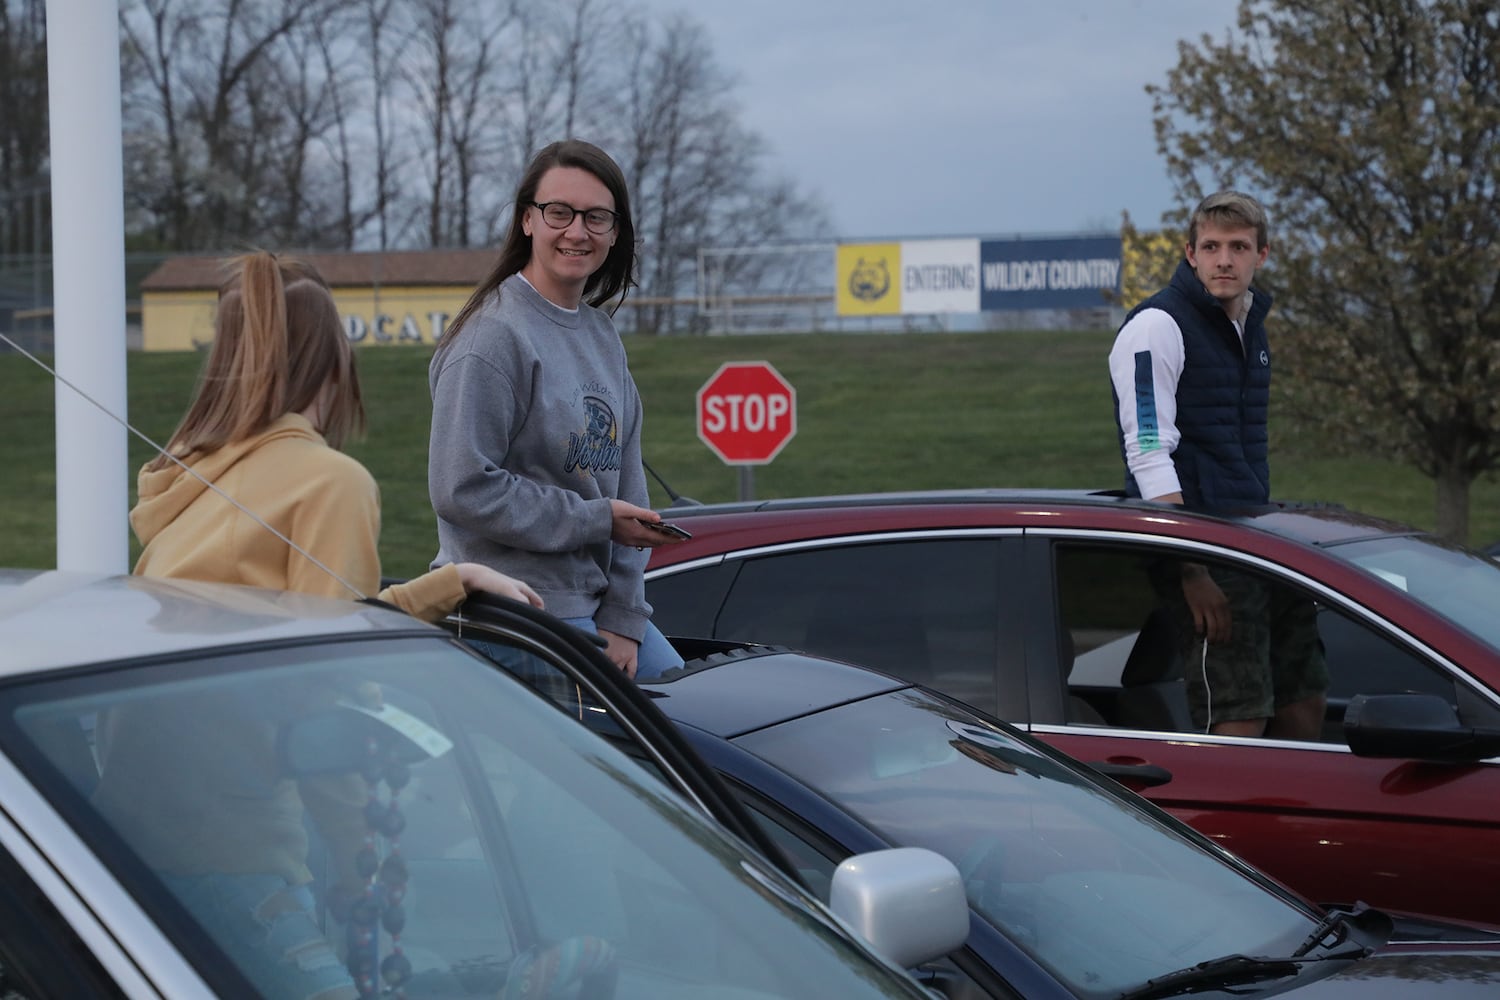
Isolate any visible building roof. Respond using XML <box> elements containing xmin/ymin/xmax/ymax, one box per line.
<box><xmin>140</xmin><ymin>249</ymin><xmax>498</xmax><ymax>292</ymax></box>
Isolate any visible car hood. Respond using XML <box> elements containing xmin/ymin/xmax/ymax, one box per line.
<box><xmin>1289</xmin><ymin>947</ymin><xmax>1500</xmax><ymax>997</ymax></box>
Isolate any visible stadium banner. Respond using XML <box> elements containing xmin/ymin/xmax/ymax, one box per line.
<box><xmin>837</xmin><ymin>235</ymin><xmax>1120</xmax><ymax>315</ymax></box>
<box><xmin>979</xmin><ymin>235</ymin><xmax>1121</xmax><ymax>311</ymax></box>
<box><xmin>836</xmin><ymin>239</ymin><xmax>980</xmax><ymax>316</ymax></box>
<box><xmin>900</xmin><ymin>239</ymin><xmax>981</xmax><ymax>314</ymax></box>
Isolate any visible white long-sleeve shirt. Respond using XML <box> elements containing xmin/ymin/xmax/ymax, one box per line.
<box><xmin>1109</xmin><ymin>301</ymin><xmax>1248</xmax><ymax>500</ymax></box>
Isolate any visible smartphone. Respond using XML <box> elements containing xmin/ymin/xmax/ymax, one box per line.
<box><xmin>639</xmin><ymin>518</ymin><xmax>692</xmax><ymax>540</ymax></box>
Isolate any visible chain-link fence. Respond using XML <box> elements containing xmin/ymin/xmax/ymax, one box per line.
<box><xmin>0</xmin><ymin>252</ymin><xmax>166</xmax><ymax>354</ymax></box>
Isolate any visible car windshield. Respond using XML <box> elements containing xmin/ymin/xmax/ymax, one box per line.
<box><xmin>735</xmin><ymin>690</ymin><xmax>1322</xmax><ymax>998</ymax></box>
<box><xmin>1324</xmin><ymin>533</ymin><xmax>1500</xmax><ymax>650</ymax></box>
<box><xmin>0</xmin><ymin>634</ymin><xmax>922</xmax><ymax>1000</ymax></box>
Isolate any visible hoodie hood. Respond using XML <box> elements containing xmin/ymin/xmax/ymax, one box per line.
<box><xmin>130</xmin><ymin>413</ymin><xmax>325</xmax><ymax>547</ymax></box>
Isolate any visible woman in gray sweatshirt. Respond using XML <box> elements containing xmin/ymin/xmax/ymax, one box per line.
<box><xmin>427</xmin><ymin>139</ymin><xmax>686</xmax><ymax>679</ymax></box>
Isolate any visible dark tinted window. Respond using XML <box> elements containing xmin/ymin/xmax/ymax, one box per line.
<box><xmin>645</xmin><ymin>561</ymin><xmax>739</xmax><ymax>637</ymax></box>
<box><xmin>712</xmin><ymin>540</ymin><xmax>1002</xmax><ymax>711</ymax></box>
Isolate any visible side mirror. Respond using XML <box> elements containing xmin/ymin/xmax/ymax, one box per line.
<box><xmin>828</xmin><ymin>847</ymin><xmax>969</xmax><ymax>969</ymax></box>
<box><xmin>1344</xmin><ymin>693</ymin><xmax>1500</xmax><ymax>762</ymax></box>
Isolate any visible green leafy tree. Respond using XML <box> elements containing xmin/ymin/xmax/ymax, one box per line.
<box><xmin>1150</xmin><ymin>0</ymin><xmax>1500</xmax><ymax>542</ymax></box>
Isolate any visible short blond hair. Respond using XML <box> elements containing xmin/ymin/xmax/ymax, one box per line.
<box><xmin>1189</xmin><ymin>191</ymin><xmax>1269</xmax><ymax>251</ymax></box>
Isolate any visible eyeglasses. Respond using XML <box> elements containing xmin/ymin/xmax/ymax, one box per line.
<box><xmin>530</xmin><ymin>201</ymin><xmax>619</xmax><ymax>235</ymax></box>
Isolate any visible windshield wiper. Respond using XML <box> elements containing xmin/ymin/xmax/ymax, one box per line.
<box><xmin>1292</xmin><ymin>902</ymin><xmax>1386</xmax><ymax>958</ymax></box>
<box><xmin>1117</xmin><ymin>954</ymin><xmax>1305</xmax><ymax>1000</ymax></box>
<box><xmin>1292</xmin><ymin>908</ymin><xmax>1352</xmax><ymax>958</ymax></box>
<box><xmin>1120</xmin><ymin>906</ymin><xmax>1389</xmax><ymax>1000</ymax></box>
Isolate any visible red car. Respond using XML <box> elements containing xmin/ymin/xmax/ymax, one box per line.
<box><xmin>644</xmin><ymin>490</ymin><xmax>1500</xmax><ymax>925</ymax></box>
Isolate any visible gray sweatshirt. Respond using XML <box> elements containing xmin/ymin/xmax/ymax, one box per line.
<box><xmin>427</xmin><ymin>274</ymin><xmax>652</xmax><ymax>640</ymax></box>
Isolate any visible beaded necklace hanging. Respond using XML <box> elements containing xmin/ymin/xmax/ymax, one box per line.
<box><xmin>335</xmin><ymin>730</ymin><xmax>413</xmax><ymax>998</ymax></box>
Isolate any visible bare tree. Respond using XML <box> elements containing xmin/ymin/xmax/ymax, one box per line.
<box><xmin>119</xmin><ymin>0</ymin><xmax>197</xmax><ymax>245</ymax></box>
<box><xmin>613</xmin><ymin>13</ymin><xmax>827</xmax><ymax>332</ymax></box>
<box><xmin>0</xmin><ymin>0</ymin><xmax>48</xmax><ymax>260</ymax></box>
<box><xmin>405</xmin><ymin>0</ymin><xmax>513</xmax><ymax>247</ymax></box>
<box><xmin>311</xmin><ymin>11</ymin><xmax>366</xmax><ymax>250</ymax></box>
<box><xmin>357</xmin><ymin>0</ymin><xmax>405</xmax><ymax>249</ymax></box>
<box><xmin>0</xmin><ymin>0</ymin><xmax>48</xmax><ymax>189</ymax></box>
<box><xmin>265</xmin><ymin>26</ymin><xmax>345</xmax><ymax>246</ymax></box>
<box><xmin>120</xmin><ymin>0</ymin><xmax>350</xmax><ymax>247</ymax></box>
<box><xmin>443</xmin><ymin>23</ymin><xmax>504</xmax><ymax>247</ymax></box>
<box><xmin>109</xmin><ymin>0</ymin><xmax>833</xmax><ymax>330</ymax></box>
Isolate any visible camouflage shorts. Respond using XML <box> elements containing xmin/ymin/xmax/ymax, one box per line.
<box><xmin>1158</xmin><ymin>566</ymin><xmax>1329</xmax><ymax>730</ymax></box>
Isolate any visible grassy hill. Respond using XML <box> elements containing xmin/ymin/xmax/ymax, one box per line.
<box><xmin>3</xmin><ymin>330</ymin><xmax>1497</xmax><ymax>579</ymax></box>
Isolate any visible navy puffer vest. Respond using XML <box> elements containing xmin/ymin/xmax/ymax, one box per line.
<box><xmin>1119</xmin><ymin>259</ymin><xmax>1272</xmax><ymax>508</ymax></box>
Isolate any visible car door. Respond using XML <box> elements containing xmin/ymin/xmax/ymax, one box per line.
<box><xmin>1025</xmin><ymin>531</ymin><xmax>1500</xmax><ymax>925</ymax></box>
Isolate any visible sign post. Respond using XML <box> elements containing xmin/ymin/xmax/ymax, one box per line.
<box><xmin>696</xmin><ymin>361</ymin><xmax>797</xmax><ymax>501</ymax></box>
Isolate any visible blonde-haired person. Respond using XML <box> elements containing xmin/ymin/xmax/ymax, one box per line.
<box><xmin>132</xmin><ymin>251</ymin><xmax>539</xmax><ymax>614</ymax></box>
<box><xmin>428</xmin><ymin>139</ymin><xmax>685</xmax><ymax>680</ymax></box>
<box><xmin>93</xmin><ymin>250</ymin><xmax>540</xmax><ymax>1000</ymax></box>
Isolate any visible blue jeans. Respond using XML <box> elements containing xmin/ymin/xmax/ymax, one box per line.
<box><xmin>160</xmin><ymin>872</ymin><xmax>355</xmax><ymax>1000</ymax></box>
<box><xmin>562</xmin><ymin>618</ymin><xmax>683</xmax><ymax>680</ymax></box>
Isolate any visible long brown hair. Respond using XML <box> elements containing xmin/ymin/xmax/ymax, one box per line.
<box><xmin>148</xmin><ymin>251</ymin><xmax>365</xmax><ymax>470</ymax></box>
<box><xmin>438</xmin><ymin>139</ymin><xmax>637</xmax><ymax>350</ymax></box>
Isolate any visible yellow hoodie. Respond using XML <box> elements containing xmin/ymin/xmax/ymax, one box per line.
<box><xmin>131</xmin><ymin>412</ymin><xmax>462</xmax><ymax>618</ymax></box>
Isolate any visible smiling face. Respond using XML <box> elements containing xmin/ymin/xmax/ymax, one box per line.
<box><xmin>1185</xmin><ymin>221</ymin><xmax>1269</xmax><ymax>317</ymax></box>
<box><xmin>520</xmin><ymin>166</ymin><xmax>618</xmax><ymax>309</ymax></box>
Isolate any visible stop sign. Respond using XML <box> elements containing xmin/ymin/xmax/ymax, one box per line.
<box><xmin>696</xmin><ymin>361</ymin><xmax>797</xmax><ymax>465</ymax></box>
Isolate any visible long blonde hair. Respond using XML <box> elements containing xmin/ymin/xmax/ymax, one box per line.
<box><xmin>149</xmin><ymin>251</ymin><xmax>364</xmax><ymax>470</ymax></box>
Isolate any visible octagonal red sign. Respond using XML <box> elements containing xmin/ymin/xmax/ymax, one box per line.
<box><xmin>696</xmin><ymin>361</ymin><xmax>797</xmax><ymax>465</ymax></box>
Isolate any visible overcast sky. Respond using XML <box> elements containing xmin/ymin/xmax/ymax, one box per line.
<box><xmin>630</xmin><ymin>0</ymin><xmax>1244</xmax><ymax>241</ymax></box>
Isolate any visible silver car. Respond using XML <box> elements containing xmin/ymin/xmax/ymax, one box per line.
<box><xmin>0</xmin><ymin>569</ymin><xmax>960</xmax><ymax>999</ymax></box>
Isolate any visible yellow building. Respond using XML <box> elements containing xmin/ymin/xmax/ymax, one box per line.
<box><xmin>139</xmin><ymin>249</ymin><xmax>498</xmax><ymax>352</ymax></box>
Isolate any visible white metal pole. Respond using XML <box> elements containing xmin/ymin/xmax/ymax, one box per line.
<box><xmin>47</xmin><ymin>0</ymin><xmax>129</xmax><ymax>572</ymax></box>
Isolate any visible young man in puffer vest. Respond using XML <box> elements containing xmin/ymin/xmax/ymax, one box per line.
<box><xmin>1110</xmin><ymin>191</ymin><xmax>1327</xmax><ymax>740</ymax></box>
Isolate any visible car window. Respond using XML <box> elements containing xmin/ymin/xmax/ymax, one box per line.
<box><xmin>644</xmin><ymin>560</ymin><xmax>739</xmax><ymax>638</ymax></box>
<box><xmin>1054</xmin><ymin>542</ymin><xmax>1489</xmax><ymax>740</ymax></box>
<box><xmin>705</xmin><ymin>540</ymin><xmax>1004</xmax><ymax>713</ymax></box>
<box><xmin>1328</xmin><ymin>533</ymin><xmax>1500</xmax><ymax>650</ymax></box>
<box><xmin>0</xmin><ymin>635</ymin><xmax>925</xmax><ymax>1000</ymax></box>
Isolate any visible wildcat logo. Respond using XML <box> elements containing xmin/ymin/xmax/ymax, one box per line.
<box><xmin>565</xmin><ymin>395</ymin><xmax>622</xmax><ymax>475</ymax></box>
<box><xmin>848</xmin><ymin>257</ymin><xmax>891</xmax><ymax>302</ymax></box>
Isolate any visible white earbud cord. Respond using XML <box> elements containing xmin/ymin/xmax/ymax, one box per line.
<box><xmin>1201</xmin><ymin>634</ymin><xmax>1212</xmax><ymax>734</ymax></box>
<box><xmin>2</xmin><ymin>332</ymin><xmax>368</xmax><ymax>601</ymax></box>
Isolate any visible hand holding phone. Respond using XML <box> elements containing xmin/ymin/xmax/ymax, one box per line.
<box><xmin>637</xmin><ymin>518</ymin><xmax>692</xmax><ymax>540</ymax></box>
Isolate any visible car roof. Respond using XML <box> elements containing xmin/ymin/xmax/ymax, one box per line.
<box><xmin>0</xmin><ymin>569</ymin><xmax>428</xmax><ymax>677</ymax></box>
<box><xmin>659</xmin><ymin>489</ymin><xmax>1430</xmax><ymax>548</ymax></box>
<box><xmin>642</xmin><ymin>645</ymin><xmax>908</xmax><ymax>737</ymax></box>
